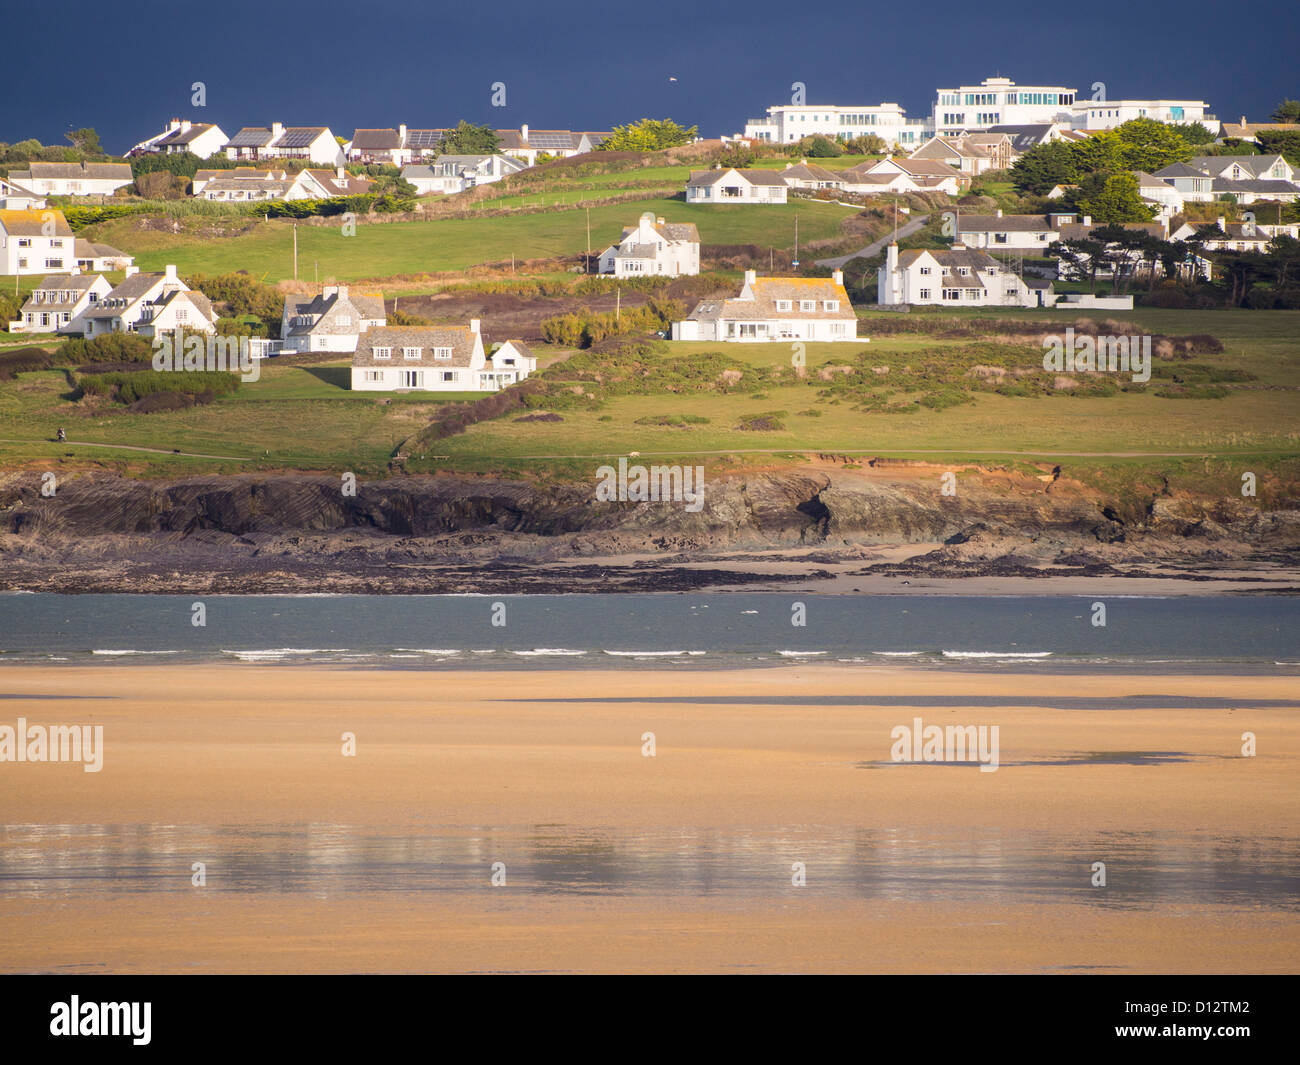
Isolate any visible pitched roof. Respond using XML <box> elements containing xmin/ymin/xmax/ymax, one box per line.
<box><xmin>687</xmin><ymin>167</ymin><xmax>787</xmax><ymax>187</ymax></box>
<box><xmin>154</xmin><ymin>288</ymin><xmax>216</xmax><ymax>321</ymax></box>
<box><xmin>26</xmin><ymin>274</ymin><xmax>102</xmax><ymax>293</ymax></box>
<box><xmin>228</xmin><ymin>127</ymin><xmax>277</xmax><ymax>148</ymax></box>
<box><xmin>83</xmin><ymin>272</ymin><xmax>173</xmax><ymax>316</ymax></box>
<box><xmin>351</xmin><ymin>128</ymin><xmax>404</xmax><ymax>150</ymax></box>
<box><xmin>284</xmin><ymin>289</ymin><xmax>385</xmax><ymax>335</ymax></box>
<box><xmin>353</xmin><ymin>325</ymin><xmax>480</xmax><ymax>367</ymax></box>
<box><xmin>1153</xmin><ymin>162</ymin><xmax>1209</xmax><ymax>178</ymax></box>
<box><xmin>957</xmin><ymin>214</ymin><xmax>1055</xmax><ymax>232</ymax></box>
<box><xmin>1057</xmin><ymin>222</ymin><xmax>1165</xmax><ymax>240</ymax></box>
<box><xmin>985</xmin><ymin>124</ymin><xmax>1058</xmax><ymax>152</ymax></box>
<box><xmin>22</xmin><ymin>162</ymin><xmax>132</xmax><ymax>181</ymax></box>
<box><xmin>782</xmin><ymin>163</ymin><xmax>844</xmax><ymax>182</ymax></box>
<box><xmin>155</xmin><ymin>122</ymin><xmax>220</xmax><ymax>145</ymax></box>
<box><xmin>1220</xmin><ymin>121</ymin><xmax>1300</xmax><ymax>139</ymax></box>
<box><xmin>305</xmin><ymin>169</ymin><xmax>372</xmax><ymax>196</ymax></box>
<box><xmin>74</xmin><ymin>237</ymin><xmax>130</xmax><ymax>259</ymax></box>
<box><xmin>275</xmin><ymin>127</ymin><xmax>330</xmax><ymax>148</ymax></box>
<box><xmin>685</xmin><ymin>276</ymin><xmax>855</xmax><ymax>322</ymax></box>
<box><xmin>897</xmin><ymin>247</ymin><xmax>1004</xmax><ymax>272</ymax></box>
<box><xmin>0</xmin><ymin>208</ymin><xmax>73</xmax><ymax>237</ymax></box>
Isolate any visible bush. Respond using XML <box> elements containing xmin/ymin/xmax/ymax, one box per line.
<box><xmin>78</xmin><ymin>369</ymin><xmax>240</xmax><ymax>404</ymax></box>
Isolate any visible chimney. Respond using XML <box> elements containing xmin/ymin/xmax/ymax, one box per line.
<box><xmin>399</xmin><ymin>124</ymin><xmax>407</xmax><ymax>142</ymax></box>
<box><xmin>832</xmin><ymin>268</ymin><xmax>844</xmax><ymax>286</ymax></box>
<box><xmin>180</xmin><ymin>120</ymin><xmax>192</xmax><ymax>133</ymax></box>
<box><xmin>1240</xmin><ymin>115</ymin><xmax>1246</xmax><ymax>126</ymax></box>
<box><xmin>743</xmin><ymin>269</ymin><xmax>757</xmax><ymax>287</ymax></box>
<box><xmin>164</xmin><ymin>264</ymin><xmax>178</xmax><ymax>281</ymax></box>
<box><xmin>1082</xmin><ymin>215</ymin><xmax>1092</xmax><ymax>226</ymax></box>
<box><xmin>337</xmin><ymin>166</ymin><xmax>345</xmax><ymax>182</ymax></box>
<box><xmin>656</xmin><ymin>217</ymin><xmax>664</xmax><ymax>225</ymax></box>
<box><xmin>469</xmin><ymin>318</ymin><xmax>481</xmax><ymax>333</ymax></box>
<box><xmin>336</xmin><ymin>285</ymin><xmax>348</xmax><ymax>300</ymax></box>
<box><xmin>520</xmin><ymin>124</ymin><xmax>529</xmax><ymax>142</ymax></box>
<box><xmin>996</xmin><ymin>208</ymin><xmax>1003</xmax><ymax>218</ymax></box>
<box><xmin>169</xmin><ymin>118</ymin><xmax>181</xmax><ymax>131</ymax></box>
<box><xmin>271</xmin><ymin>122</ymin><xmax>284</xmax><ymax>139</ymax></box>
<box><xmin>125</xmin><ymin>265</ymin><xmax>139</xmax><ymax>278</ymax></box>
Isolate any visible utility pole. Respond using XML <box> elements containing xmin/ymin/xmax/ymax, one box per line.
<box><xmin>792</xmin><ymin>214</ymin><xmax>799</xmax><ymax>269</ymax></box>
<box><xmin>293</xmin><ymin>223</ymin><xmax>298</xmax><ymax>281</ymax></box>
<box><xmin>586</xmin><ymin>207</ymin><xmax>590</xmax><ymax>273</ymax></box>
<box><xmin>616</xmin><ymin>286</ymin><xmax>620</xmax><ymax>323</ymax></box>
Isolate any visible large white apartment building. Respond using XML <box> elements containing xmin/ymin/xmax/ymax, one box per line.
<box><xmin>739</xmin><ymin>76</ymin><xmax>1212</xmax><ymax>145</ymax></box>
<box><xmin>743</xmin><ymin>104</ymin><xmax>927</xmax><ymax>148</ymax></box>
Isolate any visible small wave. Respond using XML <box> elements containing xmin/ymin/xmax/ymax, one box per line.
<box><xmin>741</xmin><ymin>610</ymin><xmax>758</xmax><ymax>615</ymax></box>
<box><xmin>220</xmin><ymin>648</ymin><xmax>349</xmax><ymax>661</ymax></box>
<box><xmin>942</xmin><ymin>650</ymin><xmax>1052</xmax><ymax>659</ymax></box>
<box><xmin>602</xmin><ymin>650</ymin><xmax>702</xmax><ymax>657</ymax></box>
<box><xmin>92</xmin><ymin>649</ymin><xmax>179</xmax><ymax>656</ymax></box>
<box><xmin>512</xmin><ymin>648</ymin><xmax>588</xmax><ymax>657</ymax></box>
<box><xmin>873</xmin><ymin>651</ymin><xmax>926</xmax><ymax>657</ymax></box>
<box><xmin>395</xmin><ymin>648</ymin><xmax>463</xmax><ymax>656</ymax></box>
<box><xmin>777</xmin><ymin>650</ymin><xmax>827</xmax><ymax>657</ymax></box>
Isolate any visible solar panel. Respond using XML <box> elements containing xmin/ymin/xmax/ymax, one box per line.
<box><xmin>276</xmin><ymin>128</ymin><xmax>324</xmax><ymax>148</ymax></box>
<box><xmin>229</xmin><ymin>128</ymin><xmax>273</xmax><ymax>147</ymax></box>
<box><xmin>406</xmin><ymin>129</ymin><xmax>446</xmax><ymax>148</ymax></box>
<box><xmin>526</xmin><ymin>132</ymin><xmax>577</xmax><ymax>149</ymax></box>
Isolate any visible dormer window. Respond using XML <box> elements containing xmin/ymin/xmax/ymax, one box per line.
<box><xmin>957</xmin><ymin>267</ymin><xmax>970</xmax><ymax>276</ymax></box>
<box><xmin>402</xmin><ymin>347</ymin><xmax>421</xmax><ymax>359</ymax></box>
<box><xmin>775</xmin><ymin>299</ymin><xmax>792</xmax><ymax>311</ymax></box>
<box><xmin>799</xmin><ymin>300</ymin><xmax>815</xmax><ymax>311</ymax></box>
<box><xmin>373</xmin><ymin>347</ymin><xmax>392</xmax><ymax>359</ymax></box>
<box><xmin>823</xmin><ymin>300</ymin><xmax>838</xmax><ymax>311</ymax></box>
<box><xmin>433</xmin><ymin>347</ymin><xmax>452</xmax><ymax>359</ymax></box>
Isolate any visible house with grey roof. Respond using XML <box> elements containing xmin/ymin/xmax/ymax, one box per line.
<box><xmin>130</xmin><ymin>118</ymin><xmax>229</xmax><ymax>158</ymax></box>
<box><xmin>686</xmin><ymin>167</ymin><xmax>789</xmax><ymax>204</ymax></box>
<box><xmin>8</xmin><ymin>274</ymin><xmax>113</xmax><ymax>334</ymax></box>
<box><xmin>351</xmin><ymin>320</ymin><xmax>533</xmax><ymax>392</ymax></box>
<box><xmin>224</xmin><ymin>123</ymin><xmax>344</xmax><ymax>166</ymax></box>
<box><xmin>779</xmin><ymin>162</ymin><xmax>846</xmax><ymax>190</ymax></box>
<box><xmin>77</xmin><ymin>264</ymin><xmax>213</xmax><ymax>337</ymax></box>
<box><xmin>280</xmin><ymin>285</ymin><xmax>387</xmax><ymax>354</ymax></box>
<box><xmin>196</xmin><ymin>167</ymin><xmax>335</xmax><ymax>202</ymax></box>
<box><xmin>598</xmin><ymin>211</ymin><xmax>700</xmax><ymax>278</ymax></box>
<box><xmin>984</xmin><ymin>123</ymin><xmax>1064</xmax><ymax>157</ymax></box>
<box><xmin>496</xmin><ymin>126</ymin><xmax>609</xmax><ymax>165</ymax></box>
<box><xmin>878</xmin><ymin>243</ymin><xmax>1045</xmax><ymax>307</ymax></box>
<box><xmin>1153</xmin><ymin>162</ymin><xmax>1215</xmax><ymax>202</ymax></box>
<box><xmin>74</xmin><ymin>238</ymin><xmax>134</xmax><ymax>273</ymax></box>
<box><xmin>673</xmin><ymin>270</ymin><xmax>857</xmax><ymax>341</ymax></box>
<box><xmin>0</xmin><ymin>175</ymin><xmax>45</xmax><ymax>210</ymax></box>
<box><xmin>402</xmin><ymin>155</ymin><xmax>526</xmax><ymax>195</ymax></box>
<box><xmin>7</xmin><ymin>162</ymin><xmax>133</xmax><ymax>198</ymax></box>
<box><xmin>956</xmin><ymin>210</ymin><xmax>1064</xmax><ymax>251</ymax></box>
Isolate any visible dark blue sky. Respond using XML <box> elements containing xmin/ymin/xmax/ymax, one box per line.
<box><xmin>8</xmin><ymin>0</ymin><xmax>1298</xmax><ymax>153</ymax></box>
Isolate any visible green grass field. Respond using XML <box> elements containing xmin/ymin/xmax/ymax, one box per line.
<box><xmin>89</xmin><ymin>198</ymin><xmax>860</xmax><ymax>284</ymax></box>
<box><xmin>2</xmin><ymin>308</ymin><xmax>1296</xmax><ymax>489</ymax></box>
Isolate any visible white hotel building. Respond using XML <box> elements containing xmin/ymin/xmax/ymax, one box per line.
<box><xmin>740</xmin><ymin>77</ymin><xmax>1211</xmax><ymax>145</ymax></box>
<box><xmin>743</xmin><ymin>104</ymin><xmax>928</xmax><ymax>148</ymax></box>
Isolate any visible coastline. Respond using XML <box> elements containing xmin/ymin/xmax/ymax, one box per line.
<box><xmin>2</xmin><ymin>663</ymin><xmax>1297</xmax><ymax>973</ymax></box>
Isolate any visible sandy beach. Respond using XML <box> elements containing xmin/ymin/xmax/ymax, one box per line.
<box><xmin>1</xmin><ymin>663</ymin><xmax>1297</xmax><ymax>973</ymax></box>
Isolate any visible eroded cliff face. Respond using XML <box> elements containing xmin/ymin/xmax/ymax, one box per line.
<box><xmin>0</xmin><ymin>466</ymin><xmax>1295</xmax><ymax>593</ymax></box>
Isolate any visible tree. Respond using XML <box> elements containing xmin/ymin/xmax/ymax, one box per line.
<box><xmin>1075</xmin><ymin>173</ymin><xmax>1157</xmax><ymax>224</ymax></box>
<box><xmin>1256</xmin><ymin>130</ymin><xmax>1300</xmax><ymax>167</ymax></box>
<box><xmin>1052</xmin><ymin>237</ymin><xmax>1106</xmax><ymax>292</ymax></box>
<box><xmin>1010</xmin><ymin>140</ymin><xmax>1079</xmax><ymax>195</ymax></box>
<box><xmin>716</xmin><ymin>142</ymin><xmax>756</xmax><ymax>169</ymax></box>
<box><xmin>792</xmin><ymin>135</ymin><xmax>842</xmax><ymax>158</ymax></box>
<box><xmin>598</xmin><ymin>118</ymin><xmax>697</xmax><ymax>152</ymax></box>
<box><xmin>63</xmin><ymin>128</ymin><xmax>103</xmax><ymax>155</ymax></box>
<box><xmin>843</xmin><ymin>134</ymin><xmax>886</xmax><ymax>155</ymax></box>
<box><xmin>1178</xmin><ymin>122</ymin><xmax>1216</xmax><ymax>146</ymax></box>
<box><xmin>435</xmin><ymin>121</ymin><xmax>501</xmax><ymax>157</ymax></box>
<box><xmin>1270</xmin><ymin>100</ymin><xmax>1300</xmax><ymax>123</ymax></box>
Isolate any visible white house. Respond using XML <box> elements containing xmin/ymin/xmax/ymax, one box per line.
<box><xmin>401</xmin><ymin>154</ymin><xmax>526</xmax><ymax>195</ymax></box>
<box><xmin>0</xmin><ymin>208</ymin><xmax>75</xmax><ymax>275</ymax></box>
<box><xmin>1131</xmin><ymin>171</ymin><xmax>1185</xmax><ymax>224</ymax></box>
<box><xmin>8</xmin><ymin>274</ymin><xmax>112</xmax><ymax>334</ymax></box>
<box><xmin>495</xmin><ymin>126</ymin><xmax>609</xmax><ymax>165</ymax></box>
<box><xmin>0</xmin><ymin>175</ymin><xmax>45</xmax><ymax>210</ymax></box>
<box><xmin>909</xmin><ymin>134</ymin><xmax>1011</xmax><ymax>174</ymax></box>
<box><xmin>351</xmin><ymin>320</ymin><xmax>534</xmax><ymax>392</ymax></box>
<box><xmin>1218</xmin><ymin>118</ymin><xmax>1300</xmax><ymax>144</ymax></box>
<box><xmin>598</xmin><ymin>212</ymin><xmax>700</xmax><ymax>278</ymax></box>
<box><xmin>779</xmin><ymin>162</ymin><xmax>846</xmax><ymax>191</ymax></box>
<box><xmin>686</xmin><ymin>167</ymin><xmax>788</xmax><ymax>204</ymax></box>
<box><xmin>349</xmin><ymin>127</ymin><xmax>416</xmax><ymax>165</ymax></box>
<box><xmin>73</xmin><ymin>238</ymin><xmax>134</xmax><ymax>272</ymax></box>
<box><xmin>956</xmin><ymin>210</ymin><xmax>1063</xmax><ymax>251</ymax></box>
<box><xmin>196</xmin><ymin>168</ymin><xmax>335</xmax><ymax>202</ymax></box>
<box><xmin>672</xmin><ymin>270</ymin><xmax>857</xmax><ymax>342</ymax></box>
<box><xmin>6</xmin><ymin>162</ymin><xmax>134</xmax><ymax>198</ymax></box>
<box><xmin>1152</xmin><ymin>162</ymin><xmax>1215</xmax><ymax>202</ymax></box>
<box><xmin>1170</xmin><ymin>217</ymin><xmax>1300</xmax><ymax>252</ymax></box>
<box><xmin>77</xmin><ymin>265</ymin><xmax>211</xmax><ymax>337</ymax></box>
<box><xmin>864</xmin><ymin>156</ymin><xmax>969</xmax><ymax>195</ymax></box>
<box><xmin>280</xmin><ymin>285</ymin><xmax>387</xmax><ymax>353</ymax></box>
<box><xmin>130</xmin><ymin>119</ymin><xmax>228</xmax><ymax>158</ymax></box>
<box><xmin>225</xmin><ymin>124</ymin><xmax>345</xmax><ymax>166</ymax></box>
<box><xmin>838</xmin><ymin>165</ymin><xmax>920</xmax><ymax>195</ymax></box>
<box><xmin>133</xmin><ymin>288</ymin><xmax>218</xmax><ymax>339</ymax></box>
<box><xmin>877</xmin><ymin>243</ymin><xmax>1045</xmax><ymax>307</ymax></box>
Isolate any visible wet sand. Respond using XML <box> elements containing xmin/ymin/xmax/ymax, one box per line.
<box><xmin>1</xmin><ymin>664</ymin><xmax>1297</xmax><ymax>973</ymax></box>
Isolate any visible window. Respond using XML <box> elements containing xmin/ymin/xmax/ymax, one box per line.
<box><xmin>175</xmin><ymin>308</ymin><xmax>188</xmax><ymax>322</ymax></box>
<box><xmin>433</xmin><ymin>346</ymin><xmax>452</xmax><ymax>359</ymax></box>
<box><xmin>919</xmin><ymin>266</ymin><xmax>931</xmax><ymax>276</ymax></box>
<box><xmin>956</xmin><ymin>267</ymin><xmax>970</xmax><ymax>276</ymax></box>
<box><xmin>775</xmin><ymin>299</ymin><xmax>792</xmax><ymax>311</ymax></box>
<box><xmin>45</xmin><ymin>259</ymin><xmax>62</xmax><ymax>269</ymax></box>
<box><xmin>919</xmin><ymin>288</ymin><xmax>931</xmax><ymax>300</ymax></box>
<box><xmin>830</xmin><ymin>323</ymin><xmax>846</xmax><ymax>336</ymax></box>
<box><xmin>50</xmin><ymin>239</ymin><xmax>63</xmax><ymax>248</ymax></box>
<box><xmin>373</xmin><ymin>347</ymin><xmax>392</xmax><ymax>359</ymax></box>
<box><xmin>364</xmin><ymin>370</ymin><xmax>383</xmax><ymax>382</ymax></box>
<box><xmin>798</xmin><ymin>300</ymin><xmax>815</xmax><ymax>311</ymax></box>
<box><xmin>943</xmin><ymin>288</ymin><xmax>960</xmax><ymax>300</ymax></box>
<box><xmin>402</xmin><ymin>370</ymin><xmax>422</xmax><ymax>388</ymax></box>
<box><xmin>823</xmin><ymin>300</ymin><xmax>839</xmax><ymax>311</ymax></box>
<box><xmin>17</xmin><ymin>238</ymin><xmax>31</xmax><ymax>247</ymax></box>
<box><xmin>994</xmin><ymin>233</ymin><xmax>1008</xmax><ymax>244</ymax></box>
<box><xmin>441</xmin><ymin>371</ymin><xmax>457</xmax><ymax>382</ymax></box>
<box><xmin>403</xmin><ymin>346</ymin><xmax>421</xmax><ymax>359</ymax></box>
